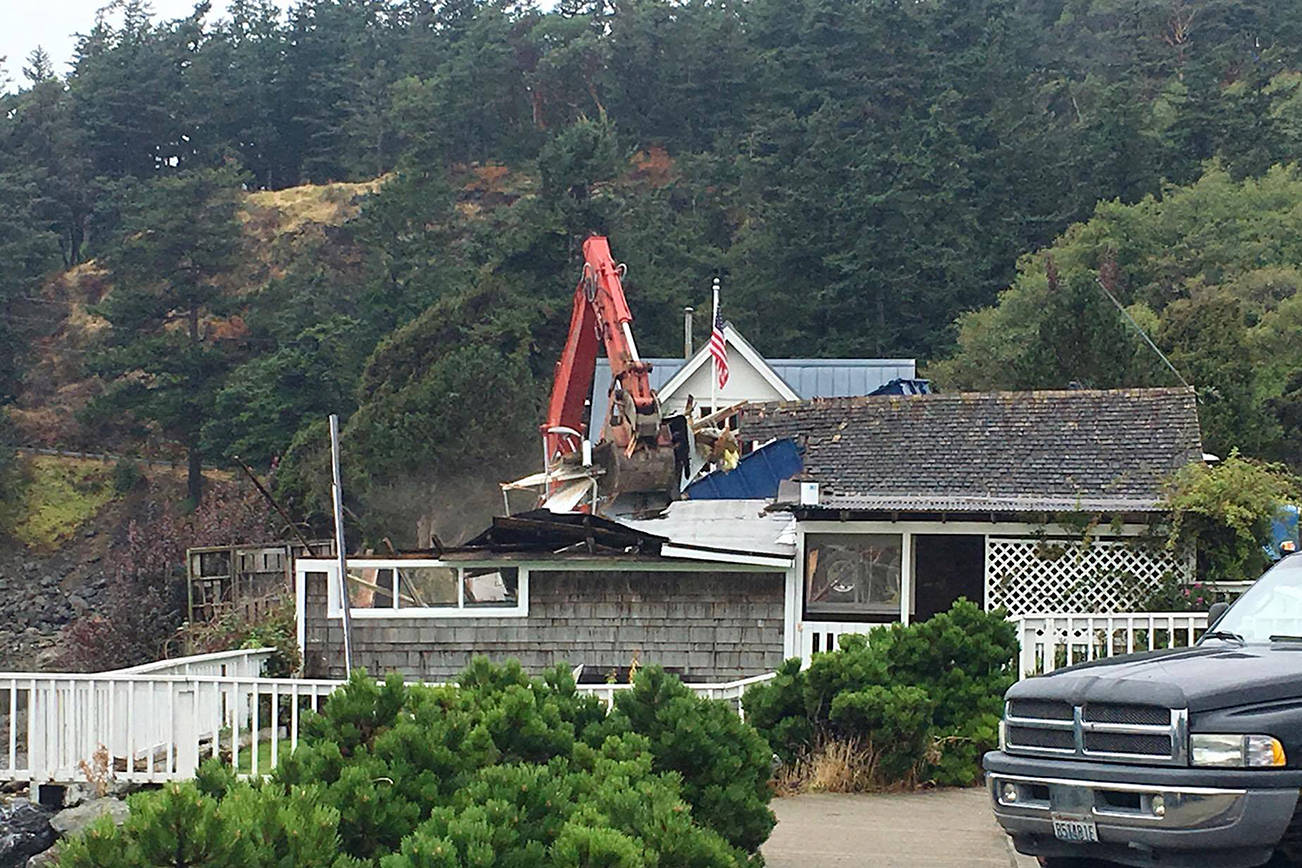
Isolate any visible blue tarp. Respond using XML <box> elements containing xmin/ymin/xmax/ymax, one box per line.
<box><xmin>685</xmin><ymin>438</ymin><xmax>803</xmax><ymax>500</ymax></box>
<box><xmin>868</xmin><ymin>377</ymin><xmax>932</xmax><ymax>396</ymax></box>
<box><xmin>1268</xmin><ymin>504</ymin><xmax>1300</xmax><ymax>560</ymax></box>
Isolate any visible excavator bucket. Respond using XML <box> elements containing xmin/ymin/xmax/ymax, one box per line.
<box><xmin>592</xmin><ymin>439</ymin><xmax>681</xmax><ymax>505</ymax></box>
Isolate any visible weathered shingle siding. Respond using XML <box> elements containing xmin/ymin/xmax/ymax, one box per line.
<box><xmin>302</xmin><ymin>569</ymin><xmax>784</xmax><ymax>682</ymax></box>
<box><xmin>742</xmin><ymin>387</ymin><xmax>1202</xmax><ymax>503</ymax></box>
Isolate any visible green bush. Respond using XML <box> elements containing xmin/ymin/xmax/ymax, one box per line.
<box><xmin>596</xmin><ymin>665</ymin><xmax>777</xmax><ymax>853</ymax></box>
<box><xmin>58</xmin><ymin>779</ymin><xmax>364</xmax><ymax>868</ymax></box>
<box><xmin>828</xmin><ymin>684</ymin><xmax>932</xmax><ymax>782</ymax></box>
<box><xmin>112</xmin><ymin>458</ymin><xmax>145</xmax><ymax>493</ymax></box>
<box><xmin>60</xmin><ymin>659</ymin><xmax>772</xmax><ymax>866</ymax></box>
<box><xmin>744</xmin><ymin>600</ymin><xmax>1018</xmax><ymax>788</ymax></box>
<box><xmin>1165</xmin><ymin>451</ymin><xmax>1301</xmax><ymax>581</ymax></box>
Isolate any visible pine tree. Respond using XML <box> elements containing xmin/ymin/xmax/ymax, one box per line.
<box><xmin>89</xmin><ymin>166</ymin><xmax>246</xmax><ymax>504</ymax></box>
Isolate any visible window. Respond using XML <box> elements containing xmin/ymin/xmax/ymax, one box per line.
<box><xmin>463</xmin><ymin>567</ymin><xmax>519</xmax><ymax>607</ymax></box>
<box><xmin>804</xmin><ymin>533</ymin><xmax>903</xmax><ymax>616</ymax></box>
<box><xmin>397</xmin><ymin>566</ymin><xmax>459</xmax><ymax>608</ymax></box>
<box><xmin>322</xmin><ymin>559</ymin><xmax>528</xmax><ymax>618</ymax></box>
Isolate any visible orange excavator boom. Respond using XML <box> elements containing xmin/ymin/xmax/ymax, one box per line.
<box><xmin>539</xmin><ymin>235</ymin><xmax>681</xmax><ymax>508</ymax></box>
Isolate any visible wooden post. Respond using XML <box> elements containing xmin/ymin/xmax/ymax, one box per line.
<box><xmin>329</xmin><ymin>415</ymin><xmax>354</xmax><ymax>676</ymax></box>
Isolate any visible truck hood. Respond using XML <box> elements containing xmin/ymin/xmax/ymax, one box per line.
<box><xmin>1008</xmin><ymin>642</ymin><xmax>1302</xmax><ymax>713</ymax></box>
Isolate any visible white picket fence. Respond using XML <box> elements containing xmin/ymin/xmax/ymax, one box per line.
<box><xmin>799</xmin><ymin>613</ymin><xmax>1212</xmax><ymax>680</ymax></box>
<box><xmin>0</xmin><ymin>611</ymin><xmax>1222</xmax><ymax>787</ymax></box>
<box><xmin>797</xmin><ymin>621</ymin><xmax>871</xmax><ymax>660</ymax></box>
<box><xmin>1011</xmin><ymin>612</ymin><xmax>1209</xmax><ymax>678</ymax></box>
<box><xmin>0</xmin><ymin>652</ymin><xmax>775</xmax><ymax>786</ymax></box>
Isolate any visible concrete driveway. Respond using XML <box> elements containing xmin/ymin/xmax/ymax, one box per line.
<box><xmin>763</xmin><ymin>787</ymin><xmax>1038</xmax><ymax>867</ymax></box>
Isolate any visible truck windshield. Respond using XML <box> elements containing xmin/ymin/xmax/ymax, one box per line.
<box><xmin>1207</xmin><ymin>555</ymin><xmax>1302</xmax><ymax>643</ymax></box>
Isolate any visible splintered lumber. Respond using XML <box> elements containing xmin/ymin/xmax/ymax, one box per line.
<box><xmin>693</xmin><ymin>401</ymin><xmax>748</xmax><ymax>430</ymax></box>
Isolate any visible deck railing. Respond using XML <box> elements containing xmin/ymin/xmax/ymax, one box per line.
<box><xmin>797</xmin><ymin>621</ymin><xmax>871</xmax><ymax>660</ymax></box>
<box><xmin>1011</xmin><ymin>612</ymin><xmax>1209</xmax><ymax>678</ymax></box>
<box><xmin>0</xmin><ymin>667</ymin><xmax>776</xmax><ymax>786</ymax></box>
<box><xmin>799</xmin><ymin>613</ymin><xmax>1215</xmax><ymax>679</ymax></box>
<box><xmin>113</xmin><ymin>647</ymin><xmax>275</xmax><ymax>678</ymax></box>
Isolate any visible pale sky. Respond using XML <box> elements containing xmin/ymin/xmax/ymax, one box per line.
<box><xmin>1</xmin><ymin>0</ymin><xmax>250</xmax><ymax>83</ymax></box>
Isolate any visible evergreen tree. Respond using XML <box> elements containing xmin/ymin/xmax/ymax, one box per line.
<box><xmin>89</xmin><ymin>166</ymin><xmax>247</xmax><ymax>503</ymax></box>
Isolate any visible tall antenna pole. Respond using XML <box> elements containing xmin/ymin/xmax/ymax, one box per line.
<box><xmin>711</xmin><ymin>278</ymin><xmax>720</xmax><ymax>415</ymax></box>
<box><xmin>329</xmin><ymin>414</ymin><xmax>354</xmax><ymax>676</ymax></box>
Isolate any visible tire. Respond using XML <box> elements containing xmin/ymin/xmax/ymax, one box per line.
<box><xmin>1037</xmin><ymin>859</ymin><xmax>1117</xmax><ymax>867</ymax></box>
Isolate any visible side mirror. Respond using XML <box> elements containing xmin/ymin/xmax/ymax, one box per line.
<box><xmin>1208</xmin><ymin>601</ymin><xmax>1229</xmax><ymax>627</ymax></box>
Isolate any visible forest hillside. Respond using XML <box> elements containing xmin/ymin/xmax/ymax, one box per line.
<box><xmin>4</xmin><ymin>0</ymin><xmax>1302</xmax><ymax>553</ymax></box>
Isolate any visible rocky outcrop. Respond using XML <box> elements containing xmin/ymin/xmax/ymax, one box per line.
<box><xmin>49</xmin><ymin>797</ymin><xmax>129</xmax><ymax>839</ymax></box>
<box><xmin>0</xmin><ymin>546</ymin><xmax>111</xmax><ymax>671</ymax></box>
<box><xmin>0</xmin><ymin>798</ymin><xmax>54</xmax><ymax>868</ymax></box>
<box><xmin>0</xmin><ymin>794</ymin><xmax>131</xmax><ymax>868</ymax></box>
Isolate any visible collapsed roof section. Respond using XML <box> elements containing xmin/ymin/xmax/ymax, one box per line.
<box><xmin>439</xmin><ymin>503</ymin><xmax>794</xmax><ymax>569</ymax></box>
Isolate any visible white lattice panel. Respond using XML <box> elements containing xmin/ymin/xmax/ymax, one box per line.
<box><xmin>986</xmin><ymin>537</ymin><xmax>1192</xmax><ymax>616</ymax></box>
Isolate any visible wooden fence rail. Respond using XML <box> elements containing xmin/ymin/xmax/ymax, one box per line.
<box><xmin>0</xmin><ymin>659</ymin><xmax>775</xmax><ymax>786</ymax></box>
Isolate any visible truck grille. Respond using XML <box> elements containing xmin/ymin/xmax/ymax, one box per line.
<box><xmin>1083</xmin><ymin>703</ymin><xmax>1170</xmax><ymax>726</ymax></box>
<box><xmin>1004</xmin><ymin>700</ymin><xmax>1187</xmax><ymax>766</ymax></box>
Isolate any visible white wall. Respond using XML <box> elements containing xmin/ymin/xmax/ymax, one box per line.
<box><xmin>660</xmin><ymin>356</ymin><xmax>789</xmax><ymax>416</ymax></box>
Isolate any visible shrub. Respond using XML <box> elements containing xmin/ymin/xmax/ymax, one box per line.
<box><xmin>112</xmin><ymin>458</ymin><xmax>145</xmax><ymax>493</ymax></box>
<box><xmin>60</xmin><ymin>659</ymin><xmax>772</xmax><ymax>866</ymax></box>
<box><xmin>598</xmin><ymin>665</ymin><xmax>777</xmax><ymax>853</ymax></box>
<box><xmin>828</xmin><ymin>684</ymin><xmax>932</xmax><ymax>782</ymax></box>
<box><xmin>744</xmin><ymin>600</ymin><xmax>1019</xmax><ymax>789</ymax></box>
<box><xmin>1165</xmin><ymin>451</ymin><xmax>1301</xmax><ymax>581</ymax></box>
<box><xmin>178</xmin><ymin>597</ymin><xmax>302</xmax><ymax>676</ymax></box>
<box><xmin>58</xmin><ymin>481</ymin><xmax>277</xmax><ymax>670</ymax></box>
<box><xmin>58</xmin><ymin>779</ymin><xmax>363</xmax><ymax>868</ymax></box>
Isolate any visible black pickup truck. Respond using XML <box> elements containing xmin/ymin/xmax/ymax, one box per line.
<box><xmin>986</xmin><ymin>554</ymin><xmax>1302</xmax><ymax>867</ymax></box>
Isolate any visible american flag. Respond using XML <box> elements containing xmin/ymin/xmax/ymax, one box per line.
<box><xmin>710</xmin><ymin>309</ymin><xmax>729</xmax><ymax>389</ymax></box>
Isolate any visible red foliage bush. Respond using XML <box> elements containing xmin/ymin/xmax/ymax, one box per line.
<box><xmin>58</xmin><ymin>481</ymin><xmax>276</xmax><ymax>670</ymax></box>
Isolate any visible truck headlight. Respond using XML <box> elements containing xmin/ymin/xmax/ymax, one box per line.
<box><xmin>1190</xmin><ymin>734</ymin><xmax>1286</xmax><ymax>768</ymax></box>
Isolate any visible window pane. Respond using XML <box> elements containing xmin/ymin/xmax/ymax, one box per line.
<box><xmin>463</xmin><ymin>567</ymin><xmax>519</xmax><ymax>607</ymax></box>
<box><xmin>398</xmin><ymin>566</ymin><xmax>458</xmax><ymax>608</ymax></box>
<box><xmin>197</xmin><ymin>551</ymin><xmax>231</xmax><ymax>578</ymax></box>
<box><xmin>349</xmin><ymin>567</ymin><xmax>396</xmax><ymax>608</ymax></box>
<box><xmin>805</xmin><ymin>534</ymin><xmax>903</xmax><ymax>615</ymax></box>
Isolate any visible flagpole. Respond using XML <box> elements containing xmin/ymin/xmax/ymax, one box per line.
<box><xmin>711</xmin><ymin>276</ymin><xmax>720</xmax><ymax>416</ymax></box>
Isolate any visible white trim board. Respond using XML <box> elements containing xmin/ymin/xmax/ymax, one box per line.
<box><xmin>658</xmin><ymin>544</ymin><xmax>792</xmax><ymax>569</ymax></box>
<box><xmin>794</xmin><ymin>520</ymin><xmax>1160</xmax><ymax>537</ymax></box>
<box><xmin>295</xmin><ymin>557</ymin><xmax>783</xmax><ymax>574</ymax></box>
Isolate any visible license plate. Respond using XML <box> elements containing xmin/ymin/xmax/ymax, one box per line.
<box><xmin>1051</xmin><ymin>813</ymin><xmax>1099</xmax><ymax>843</ymax></box>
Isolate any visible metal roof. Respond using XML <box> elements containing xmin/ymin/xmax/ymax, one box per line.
<box><xmin>590</xmin><ymin>355</ymin><xmax>916</xmax><ymax>432</ymax></box>
<box><xmin>621</xmin><ymin>499</ymin><xmax>797</xmax><ymax>560</ymax></box>
<box><xmin>766</xmin><ymin>359</ymin><xmax>916</xmax><ymax>399</ymax></box>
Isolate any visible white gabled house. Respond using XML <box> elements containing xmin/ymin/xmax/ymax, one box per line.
<box><xmin>590</xmin><ymin>324</ymin><xmax>917</xmax><ymax>427</ymax></box>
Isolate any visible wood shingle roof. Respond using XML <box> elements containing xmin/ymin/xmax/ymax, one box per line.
<box><xmin>740</xmin><ymin>387</ymin><xmax>1203</xmax><ymax>513</ymax></box>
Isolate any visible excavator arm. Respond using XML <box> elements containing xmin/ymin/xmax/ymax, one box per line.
<box><xmin>542</xmin><ymin>235</ymin><xmax>664</xmax><ymax>462</ymax></box>
<box><xmin>539</xmin><ymin>236</ymin><xmax>680</xmax><ymax>508</ymax></box>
